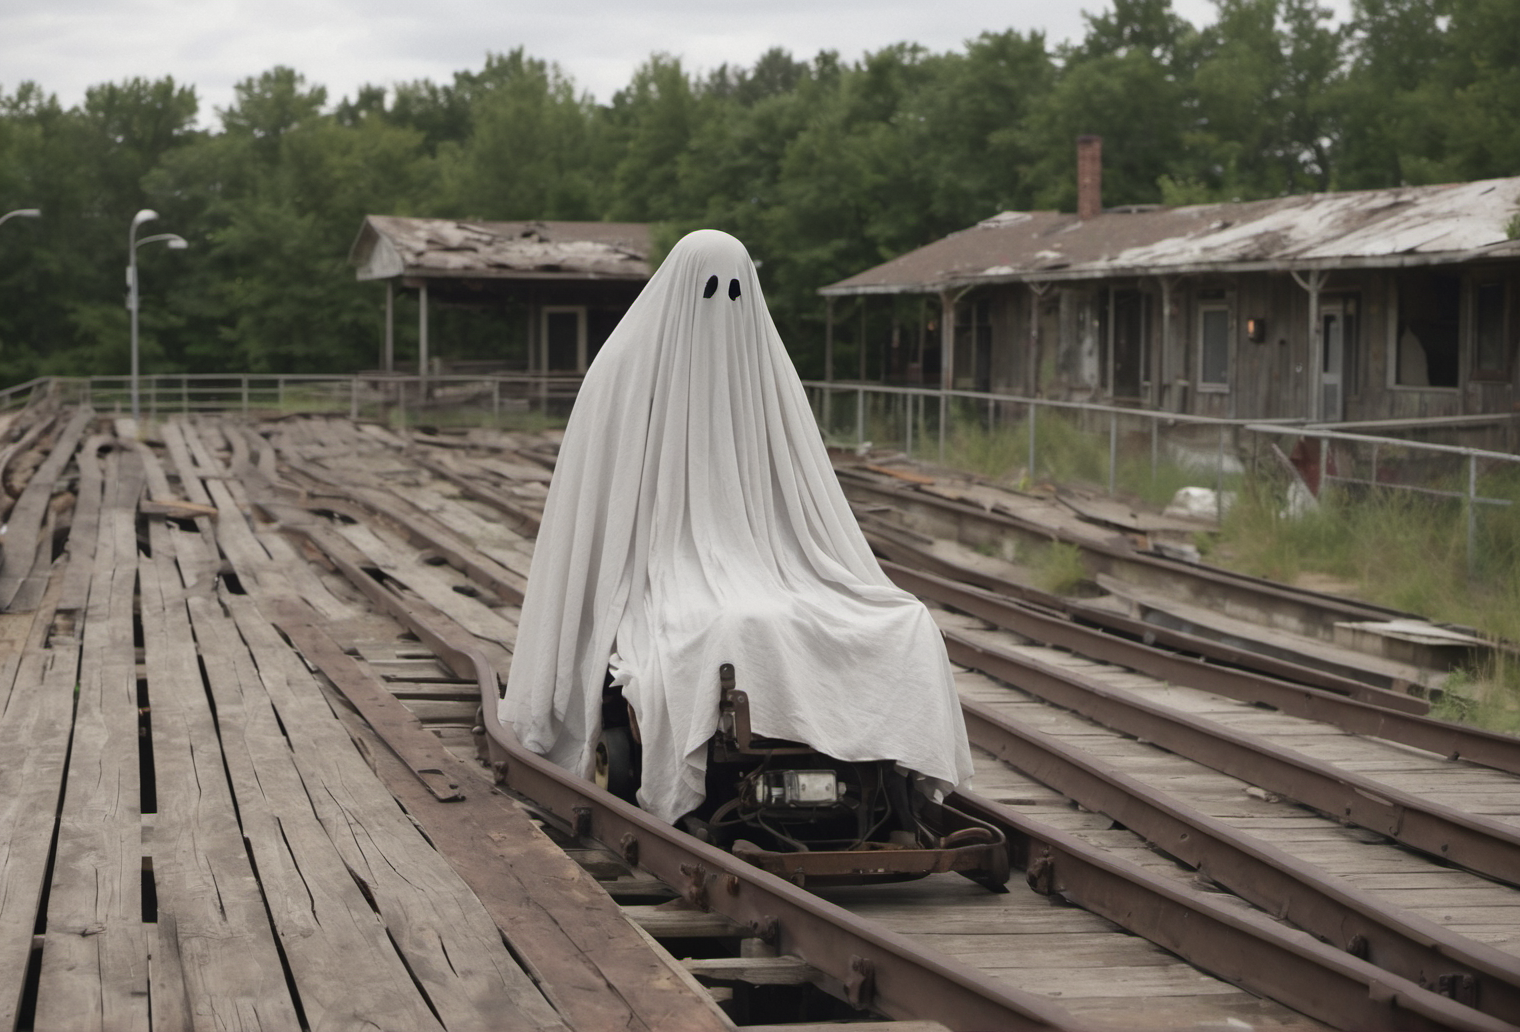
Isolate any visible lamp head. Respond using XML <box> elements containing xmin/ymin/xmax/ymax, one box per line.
<box><xmin>131</xmin><ymin>209</ymin><xmax>159</xmax><ymax>229</ymax></box>
<box><xmin>166</xmin><ymin>236</ymin><xmax>188</xmax><ymax>250</ymax></box>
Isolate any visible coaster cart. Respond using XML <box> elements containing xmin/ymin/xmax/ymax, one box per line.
<box><xmin>596</xmin><ymin>663</ymin><xmax>1010</xmax><ymax>891</ymax></box>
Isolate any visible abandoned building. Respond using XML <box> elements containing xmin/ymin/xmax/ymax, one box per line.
<box><xmin>349</xmin><ymin>216</ymin><xmax>651</xmax><ymax>375</ymax></box>
<box><xmin>821</xmin><ymin>143</ymin><xmax>1520</xmax><ymax>429</ymax></box>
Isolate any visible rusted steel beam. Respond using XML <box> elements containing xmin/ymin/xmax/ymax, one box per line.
<box><xmin>873</xmin><ymin>534</ymin><xmax>1427</xmax><ymax>713</ymax></box>
<box><xmin>951</xmin><ymin>790</ymin><xmax>1515</xmax><ymax>1032</ymax></box>
<box><xmin>888</xmin><ymin>560</ymin><xmax>1520</xmax><ymax>778</ymax></box>
<box><xmin>944</xmin><ymin>629</ymin><xmax>1520</xmax><ymax>889</ymax></box>
<box><xmin>960</xmin><ymin>697</ymin><xmax>1520</xmax><ymax>1025</ymax></box>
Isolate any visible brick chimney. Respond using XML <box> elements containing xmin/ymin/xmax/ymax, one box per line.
<box><xmin>1077</xmin><ymin>134</ymin><xmax>1103</xmax><ymax>220</ymax></box>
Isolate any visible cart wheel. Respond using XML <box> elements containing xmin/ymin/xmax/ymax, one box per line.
<box><xmin>594</xmin><ymin>726</ymin><xmax>638</xmax><ymax>802</ymax></box>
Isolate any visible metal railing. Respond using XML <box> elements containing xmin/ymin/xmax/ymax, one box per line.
<box><xmin>17</xmin><ymin>372</ymin><xmax>586</xmax><ymax>424</ymax></box>
<box><xmin>5</xmin><ymin>372</ymin><xmax>1518</xmax><ymax>572</ymax></box>
<box><xmin>803</xmin><ymin>380</ymin><xmax>1520</xmax><ymax>570</ymax></box>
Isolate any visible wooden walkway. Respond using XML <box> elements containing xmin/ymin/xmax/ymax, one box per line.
<box><xmin>0</xmin><ymin>404</ymin><xmax>729</xmax><ymax>1032</ymax></box>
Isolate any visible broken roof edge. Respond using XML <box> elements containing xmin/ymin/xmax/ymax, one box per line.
<box><xmin>349</xmin><ymin>214</ymin><xmax>653</xmax><ymax>283</ymax></box>
<box><xmin>819</xmin><ymin>239</ymin><xmax>1520</xmax><ymax>297</ymax></box>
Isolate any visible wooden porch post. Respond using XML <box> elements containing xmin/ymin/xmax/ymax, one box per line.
<box><xmin>418</xmin><ymin>280</ymin><xmax>430</xmax><ymax>398</ymax></box>
<box><xmin>1292</xmin><ymin>269</ymin><xmax>1328</xmax><ymax>423</ymax></box>
<box><xmin>384</xmin><ymin>281</ymin><xmax>395</xmax><ymax>372</ymax></box>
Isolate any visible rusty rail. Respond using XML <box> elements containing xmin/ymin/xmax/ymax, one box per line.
<box><xmin>885</xmin><ymin>558</ymin><xmax>1520</xmax><ymax>777</ymax></box>
<box><xmin>268</xmin><ymin>503</ymin><xmax>1077</xmax><ymax>1031</ymax></box>
<box><xmin>944</xmin><ymin>627</ymin><xmax>1520</xmax><ymax>889</ymax></box>
<box><xmin>271</xmin><ymin>484</ymin><xmax>1519</xmax><ymax>1032</ymax></box>
<box><xmin>870</xmin><ymin>526</ymin><xmax>1427</xmax><ymax>713</ymax></box>
<box><xmin>960</xmin><ymin>696</ymin><xmax>1520</xmax><ymax>1025</ymax></box>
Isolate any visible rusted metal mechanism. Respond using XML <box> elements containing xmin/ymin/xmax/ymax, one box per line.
<box><xmin>699</xmin><ymin>664</ymin><xmax>1009</xmax><ymax>890</ymax></box>
<box><xmin>960</xmin><ymin>695</ymin><xmax>1520</xmax><ymax>1027</ymax></box>
<box><xmin>477</xmin><ymin>703</ymin><xmax>1072</xmax><ymax>1030</ymax></box>
<box><xmin>882</xmin><ymin>557</ymin><xmax>1520</xmax><ymax>777</ymax></box>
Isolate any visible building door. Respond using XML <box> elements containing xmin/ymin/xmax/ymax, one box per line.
<box><xmin>1112</xmin><ymin>290</ymin><xmax>1147</xmax><ymax>402</ymax></box>
<box><xmin>1321</xmin><ymin>298</ymin><xmax>1354</xmax><ymax>422</ymax></box>
<box><xmin>543</xmin><ymin>306</ymin><xmax>587</xmax><ymax>372</ymax></box>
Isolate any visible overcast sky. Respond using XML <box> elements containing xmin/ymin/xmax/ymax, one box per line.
<box><xmin>3</xmin><ymin>0</ymin><xmax>1349</xmax><ymax>127</ymax></box>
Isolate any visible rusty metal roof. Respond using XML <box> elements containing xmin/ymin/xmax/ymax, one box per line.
<box><xmin>821</xmin><ymin>177</ymin><xmax>1520</xmax><ymax>296</ymax></box>
<box><xmin>350</xmin><ymin>216</ymin><xmax>651</xmax><ymax>282</ymax></box>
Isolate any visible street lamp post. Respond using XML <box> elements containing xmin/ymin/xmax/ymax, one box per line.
<box><xmin>127</xmin><ymin>209</ymin><xmax>187</xmax><ymax>424</ymax></box>
<box><xmin>0</xmin><ymin>209</ymin><xmax>41</xmax><ymax>230</ymax></box>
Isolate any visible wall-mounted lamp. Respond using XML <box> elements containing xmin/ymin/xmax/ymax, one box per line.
<box><xmin>1246</xmin><ymin>316</ymin><xmax>1267</xmax><ymax>343</ymax></box>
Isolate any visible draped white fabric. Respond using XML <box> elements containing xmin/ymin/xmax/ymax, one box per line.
<box><xmin>501</xmin><ymin>229</ymin><xmax>973</xmax><ymax>823</ymax></box>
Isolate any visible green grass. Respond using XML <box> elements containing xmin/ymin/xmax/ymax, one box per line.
<box><xmin>1033</xmin><ymin>541</ymin><xmax>1090</xmax><ymax>596</ymax></box>
<box><xmin>1212</xmin><ymin>468</ymin><xmax>1520</xmax><ymax>732</ymax></box>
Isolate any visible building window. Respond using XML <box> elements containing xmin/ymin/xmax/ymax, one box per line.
<box><xmin>1473</xmin><ymin>280</ymin><xmax>1509</xmax><ymax>379</ymax></box>
<box><xmin>1394</xmin><ymin>271</ymin><xmax>1460</xmax><ymax>388</ymax></box>
<box><xmin>1197</xmin><ymin>300</ymin><xmax>1230</xmax><ymax>388</ymax></box>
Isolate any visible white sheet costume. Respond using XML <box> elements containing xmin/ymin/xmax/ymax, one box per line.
<box><xmin>501</xmin><ymin>229</ymin><xmax>972</xmax><ymax>824</ymax></box>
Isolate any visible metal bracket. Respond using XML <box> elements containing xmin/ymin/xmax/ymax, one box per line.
<box><xmin>844</xmin><ymin>955</ymin><xmax>875</xmax><ymax>1009</ymax></box>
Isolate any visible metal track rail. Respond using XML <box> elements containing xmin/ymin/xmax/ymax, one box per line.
<box><xmin>884</xmin><ymin>557</ymin><xmax>1520</xmax><ymax>778</ymax></box>
<box><xmin>268</xmin><ymin>509</ymin><xmax>1079</xmax><ymax>1031</ymax></box>
<box><xmin>960</xmin><ymin>696</ymin><xmax>1520</xmax><ymax>1025</ymax></box>
<box><xmin>869</xmin><ymin>524</ymin><xmax>1428</xmax><ymax>713</ymax></box>
<box><xmin>944</xmin><ymin>626</ymin><xmax>1520</xmax><ymax>889</ymax></box>
<box><xmin>949</xmin><ymin>790</ymin><xmax>1513</xmax><ymax>1032</ymax></box>
<box><xmin>838</xmin><ymin>471</ymin><xmax>1454</xmax><ymax>651</ymax></box>
<box><xmin>269</xmin><ymin>477</ymin><xmax>1518</xmax><ymax>1032</ymax></box>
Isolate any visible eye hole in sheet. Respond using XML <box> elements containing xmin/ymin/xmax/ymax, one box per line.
<box><xmin>728</xmin><ymin>278</ymin><xmax>741</xmax><ymax>300</ymax></box>
<box><xmin>703</xmin><ymin>274</ymin><xmax>719</xmax><ymax>298</ymax></box>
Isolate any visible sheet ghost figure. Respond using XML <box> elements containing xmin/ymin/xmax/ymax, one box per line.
<box><xmin>501</xmin><ymin>229</ymin><xmax>973</xmax><ymax>824</ymax></box>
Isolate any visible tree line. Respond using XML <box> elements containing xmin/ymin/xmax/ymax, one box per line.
<box><xmin>0</xmin><ymin>0</ymin><xmax>1515</xmax><ymax>386</ymax></box>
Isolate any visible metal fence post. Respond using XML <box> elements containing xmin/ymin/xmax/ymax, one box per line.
<box><xmin>1318</xmin><ymin>436</ymin><xmax>1328</xmax><ymax>504</ymax></box>
<box><xmin>1150</xmin><ymin>417</ymin><xmax>1159</xmax><ymax>483</ymax></box>
<box><xmin>149</xmin><ymin>375</ymin><xmax>157</xmax><ymax>422</ymax></box>
<box><xmin>905</xmin><ymin>393</ymin><xmax>914</xmax><ymax>457</ymax></box>
<box><xmin>350</xmin><ymin>376</ymin><xmax>360</xmax><ymax>420</ymax></box>
<box><xmin>241</xmin><ymin>375</ymin><xmax>249</xmax><ymax>415</ymax></box>
<box><xmin>1108</xmin><ymin>410</ymin><xmax>1118</xmax><ymax>496</ymax></box>
<box><xmin>856</xmin><ymin>386</ymin><xmax>865</xmax><ymax>449</ymax></box>
<box><xmin>938</xmin><ymin>392</ymin><xmax>947</xmax><ymax>462</ymax></box>
<box><xmin>1218</xmin><ymin>425</ymin><xmax>1228</xmax><ymax>523</ymax></box>
<box><xmin>492</xmin><ymin>379</ymin><xmax>501</xmax><ymax>422</ymax></box>
<box><xmin>1027</xmin><ymin>403</ymin><xmax>1037</xmax><ymax>482</ymax></box>
<box><xmin>1468</xmin><ymin>453</ymin><xmax>1478</xmax><ymax>577</ymax></box>
<box><xmin>181</xmin><ymin>375</ymin><xmax>189</xmax><ymax>413</ymax></box>
<box><xmin>277</xmin><ymin>376</ymin><xmax>286</xmax><ymax>411</ymax></box>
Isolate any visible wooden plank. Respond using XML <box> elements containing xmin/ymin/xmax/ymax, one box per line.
<box><xmin>0</xmin><ymin>408</ymin><xmax>57</xmax><ymax>516</ymax></box>
<box><xmin>333</xmin><ymin>520</ymin><xmax>518</xmax><ymax>662</ymax></box>
<box><xmin>178</xmin><ymin>577</ymin><xmax>446</xmax><ymax>1031</ymax></box>
<box><xmin>0</xmin><ymin>564</ymin><xmax>77</xmax><ymax>1028</ymax></box>
<box><xmin>0</xmin><ymin>407</ymin><xmax>92</xmax><ymax>610</ymax></box>
<box><xmin>56</xmin><ymin>435</ymin><xmax>107</xmax><ymax>613</ymax></box>
<box><xmin>138</xmin><ymin>517</ymin><xmax>301</xmax><ymax>1030</ymax></box>
<box><xmin>682</xmin><ymin>956</ymin><xmax>819</xmax><ymax>985</ymax></box>
<box><xmin>269</xmin><ymin>604</ymin><xmax>730</xmax><ymax>1032</ymax></box>
<box><xmin>221</xmin><ymin>591</ymin><xmax>565</xmax><ymax>1032</ymax></box>
<box><xmin>35</xmin><ymin>447</ymin><xmax>149</xmax><ymax>1032</ymax></box>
